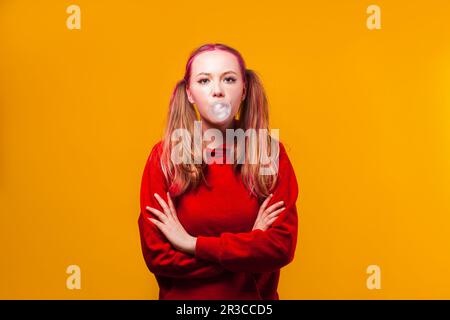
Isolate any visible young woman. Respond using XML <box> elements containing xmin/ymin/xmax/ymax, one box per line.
<box><xmin>137</xmin><ymin>43</ymin><xmax>299</xmax><ymax>300</ymax></box>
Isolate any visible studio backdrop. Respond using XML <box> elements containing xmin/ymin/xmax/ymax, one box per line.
<box><xmin>1</xmin><ymin>0</ymin><xmax>450</xmax><ymax>299</ymax></box>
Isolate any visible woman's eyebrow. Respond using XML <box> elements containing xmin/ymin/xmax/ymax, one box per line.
<box><xmin>195</xmin><ymin>71</ymin><xmax>238</xmax><ymax>77</ymax></box>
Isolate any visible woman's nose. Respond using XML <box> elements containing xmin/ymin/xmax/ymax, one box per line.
<box><xmin>212</xmin><ymin>82</ymin><xmax>224</xmax><ymax>97</ymax></box>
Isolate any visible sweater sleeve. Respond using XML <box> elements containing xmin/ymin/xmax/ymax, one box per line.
<box><xmin>194</xmin><ymin>142</ymin><xmax>299</xmax><ymax>273</ymax></box>
<box><xmin>137</xmin><ymin>141</ymin><xmax>226</xmax><ymax>279</ymax></box>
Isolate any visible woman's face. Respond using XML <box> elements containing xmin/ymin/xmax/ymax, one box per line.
<box><xmin>186</xmin><ymin>50</ymin><xmax>246</xmax><ymax>130</ymax></box>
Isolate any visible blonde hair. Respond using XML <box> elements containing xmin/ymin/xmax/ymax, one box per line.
<box><xmin>160</xmin><ymin>43</ymin><xmax>279</xmax><ymax>201</ymax></box>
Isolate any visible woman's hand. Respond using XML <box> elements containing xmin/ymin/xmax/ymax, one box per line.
<box><xmin>252</xmin><ymin>194</ymin><xmax>286</xmax><ymax>231</ymax></box>
<box><xmin>146</xmin><ymin>192</ymin><xmax>197</xmax><ymax>255</ymax></box>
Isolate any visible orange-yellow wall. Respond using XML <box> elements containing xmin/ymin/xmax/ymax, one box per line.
<box><xmin>1</xmin><ymin>0</ymin><xmax>449</xmax><ymax>299</ymax></box>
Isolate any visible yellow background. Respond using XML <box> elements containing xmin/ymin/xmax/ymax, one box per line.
<box><xmin>1</xmin><ymin>0</ymin><xmax>450</xmax><ymax>299</ymax></box>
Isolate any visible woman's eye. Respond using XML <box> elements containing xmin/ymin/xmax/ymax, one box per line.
<box><xmin>197</xmin><ymin>77</ymin><xmax>236</xmax><ymax>85</ymax></box>
<box><xmin>224</xmin><ymin>77</ymin><xmax>237</xmax><ymax>83</ymax></box>
<box><xmin>198</xmin><ymin>78</ymin><xmax>209</xmax><ymax>85</ymax></box>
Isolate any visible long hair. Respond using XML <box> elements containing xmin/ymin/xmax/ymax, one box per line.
<box><xmin>160</xmin><ymin>43</ymin><xmax>279</xmax><ymax>201</ymax></box>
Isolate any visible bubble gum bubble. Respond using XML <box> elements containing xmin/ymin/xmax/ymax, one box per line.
<box><xmin>208</xmin><ymin>101</ymin><xmax>231</xmax><ymax>122</ymax></box>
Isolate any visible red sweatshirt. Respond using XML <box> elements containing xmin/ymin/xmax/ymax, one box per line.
<box><xmin>137</xmin><ymin>140</ymin><xmax>299</xmax><ymax>300</ymax></box>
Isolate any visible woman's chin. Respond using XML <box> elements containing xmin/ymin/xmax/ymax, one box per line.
<box><xmin>208</xmin><ymin>117</ymin><xmax>231</xmax><ymax>126</ymax></box>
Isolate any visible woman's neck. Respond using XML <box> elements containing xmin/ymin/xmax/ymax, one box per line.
<box><xmin>199</xmin><ymin>118</ymin><xmax>238</xmax><ymax>149</ymax></box>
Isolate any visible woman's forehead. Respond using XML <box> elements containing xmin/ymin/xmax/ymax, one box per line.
<box><xmin>191</xmin><ymin>50</ymin><xmax>241</xmax><ymax>75</ymax></box>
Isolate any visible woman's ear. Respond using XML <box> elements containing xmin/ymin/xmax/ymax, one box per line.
<box><xmin>186</xmin><ymin>86</ymin><xmax>195</xmax><ymax>104</ymax></box>
<box><xmin>242</xmin><ymin>85</ymin><xmax>247</xmax><ymax>101</ymax></box>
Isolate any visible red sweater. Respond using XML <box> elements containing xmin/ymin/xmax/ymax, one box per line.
<box><xmin>137</xmin><ymin>140</ymin><xmax>299</xmax><ymax>300</ymax></box>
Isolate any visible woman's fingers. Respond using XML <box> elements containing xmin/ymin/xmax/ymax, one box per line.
<box><xmin>154</xmin><ymin>193</ymin><xmax>171</xmax><ymax>215</ymax></box>
<box><xmin>148</xmin><ymin>217</ymin><xmax>164</xmax><ymax>229</ymax></box>
<box><xmin>146</xmin><ymin>206</ymin><xmax>167</xmax><ymax>223</ymax></box>
<box><xmin>254</xmin><ymin>194</ymin><xmax>286</xmax><ymax>231</ymax></box>
<box><xmin>166</xmin><ymin>192</ymin><xmax>178</xmax><ymax>221</ymax></box>
<box><xmin>265</xmin><ymin>216</ymin><xmax>278</xmax><ymax>228</ymax></box>
<box><xmin>258</xmin><ymin>193</ymin><xmax>273</xmax><ymax>216</ymax></box>
<box><xmin>265</xmin><ymin>207</ymin><xmax>285</xmax><ymax>221</ymax></box>
<box><xmin>264</xmin><ymin>201</ymin><xmax>284</xmax><ymax>216</ymax></box>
